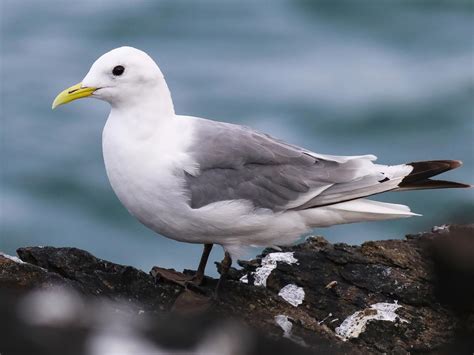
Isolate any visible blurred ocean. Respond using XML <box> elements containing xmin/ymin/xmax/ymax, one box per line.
<box><xmin>1</xmin><ymin>0</ymin><xmax>473</xmax><ymax>276</ymax></box>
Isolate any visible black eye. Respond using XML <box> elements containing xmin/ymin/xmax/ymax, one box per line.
<box><xmin>112</xmin><ymin>65</ymin><xmax>125</xmax><ymax>76</ymax></box>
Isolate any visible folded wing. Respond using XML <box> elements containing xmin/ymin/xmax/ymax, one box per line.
<box><xmin>184</xmin><ymin>117</ymin><xmax>466</xmax><ymax>212</ymax></box>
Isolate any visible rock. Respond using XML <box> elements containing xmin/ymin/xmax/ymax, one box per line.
<box><xmin>0</xmin><ymin>224</ymin><xmax>473</xmax><ymax>354</ymax></box>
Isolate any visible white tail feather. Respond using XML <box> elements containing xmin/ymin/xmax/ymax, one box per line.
<box><xmin>300</xmin><ymin>163</ymin><xmax>413</xmax><ymax>209</ymax></box>
<box><xmin>328</xmin><ymin>199</ymin><xmax>419</xmax><ymax>216</ymax></box>
<box><xmin>303</xmin><ymin>198</ymin><xmax>420</xmax><ymax>228</ymax></box>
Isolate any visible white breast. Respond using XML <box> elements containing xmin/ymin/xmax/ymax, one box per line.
<box><xmin>101</xmin><ymin>113</ymin><xmax>317</xmax><ymax>254</ymax></box>
<box><xmin>101</xmin><ymin>112</ymin><xmax>198</xmax><ymax>241</ymax></box>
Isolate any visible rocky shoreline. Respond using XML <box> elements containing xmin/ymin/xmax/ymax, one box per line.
<box><xmin>1</xmin><ymin>224</ymin><xmax>473</xmax><ymax>354</ymax></box>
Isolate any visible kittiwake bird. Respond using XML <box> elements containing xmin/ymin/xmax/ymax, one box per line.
<box><xmin>52</xmin><ymin>46</ymin><xmax>469</xmax><ymax>291</ymax></box>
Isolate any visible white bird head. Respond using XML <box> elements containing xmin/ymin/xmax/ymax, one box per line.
<box><xmin>52</xmin><ymin>46</ymin><xmax>172</xmax><ymax>112</ymax></box>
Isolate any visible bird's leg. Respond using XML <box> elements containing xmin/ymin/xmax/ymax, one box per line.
<box><xmin>152</xmin><ymin>243</ymin><xmax>213</xmax><ymax>290</ymax></box>
<box><xmin>191</xmin><ymin>243</ymin><xmax>213</xmax><ymax>285</ymax></box>
<box><xmin>215</xmin><ymin>251</ymin><xmax>232</xmax><ymax>296</ymax></box>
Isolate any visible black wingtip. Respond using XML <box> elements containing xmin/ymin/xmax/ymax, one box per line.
<box><xmin>398</xmin><ymin>179</ymin><xmax>471</xmax><ymax>191</ymax></box>
<box><xmin>403</xmin><ymin>160</ymin><xmax>464</xmax><ymax>185</ymax></box>
<box><xmin>399</xmin><ymin>160</ymin><xmax>469</xmax><ymax>190</ymax></box>
<box><xmin>447</xmin><ymin>160</ymin><xmax>463</xmax><ymax>169</ymax></box>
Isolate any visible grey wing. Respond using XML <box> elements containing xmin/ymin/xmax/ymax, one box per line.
<box><xmin>184</xmin><ymin>117</ymin><xmax>389</xmax><ymax>211</ymax></box>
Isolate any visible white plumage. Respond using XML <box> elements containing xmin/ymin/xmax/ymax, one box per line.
<box><xmin>88</xmin><ymin>47</ymin><xmax>416</xmax><ymax>258</ymax></box>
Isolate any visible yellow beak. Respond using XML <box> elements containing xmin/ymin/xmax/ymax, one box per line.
<box><xmin>52</xmin><ymin>82</ymin><xmax>97</xmax><ymax>109</ymax></box>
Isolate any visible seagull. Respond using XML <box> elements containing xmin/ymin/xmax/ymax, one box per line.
<box><xmin>52</xmin><ymin>46</ymin><xmax>469</xmax><ymax>290</ymax></box>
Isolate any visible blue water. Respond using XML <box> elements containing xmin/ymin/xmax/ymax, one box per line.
<box><xmin>1</xmin><ymin>0</ymin><xmax>473</xmax><ymax>276</ymax></box>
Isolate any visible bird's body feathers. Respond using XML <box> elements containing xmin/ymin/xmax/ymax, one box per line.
<box><xmin>54</xmin><ymin>46</ymin><xmax>469</xmax><ymax>258</ymax></box>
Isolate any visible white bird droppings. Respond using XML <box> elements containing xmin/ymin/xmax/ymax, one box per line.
<box><xmin>278</xmin><ymin>284</ymin><xmax>305</xmax><ymax>307</ymax></box>
<box><xmin>335</xmin><ymin>302</ymin><xmax>408</xmax><ymax>341</ymax></box>
<box><xmin>432</xmin><ymin>224</ymin><xmax>450</xmax><ymax>232</ymax></box>
<box><xmin>240</xmin><ymin>252</ymin><xmax>298</xmax><ymax>287</ymax></box>
<box><xmin>274</xmin><ymin>314</ymin><xmax>307</xmax><ymax>347</ymax></box>
<box><xmin>274</xmin><ymin>315</ymin><xmax>293</xmax><ymax>338</ymax></box>
<box><xmin>0</xmin><ymin>252</ymin><xmax>25</xmax><ymax>264</ymax></box>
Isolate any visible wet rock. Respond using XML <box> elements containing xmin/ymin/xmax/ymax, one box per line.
<box><xmin>0</xmin><ymin>224</ymin><xmax>473</xmax><ymax>354</ymax></box>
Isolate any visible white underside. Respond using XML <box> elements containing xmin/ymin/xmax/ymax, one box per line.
<box><xmin>102</xmin><ymin>112</ymin><xmax>417</xmax><ymax>258</ymax></box>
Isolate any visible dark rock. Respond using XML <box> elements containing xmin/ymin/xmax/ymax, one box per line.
<box><xmin>0</xmin><ymin>224</ymin><xmax>473</xmax><ymax>354</ymax></box>
<box><xmin>15</xmin><ymin>246</ymin><xmax>181</xmax><ymax>311</ymax></box>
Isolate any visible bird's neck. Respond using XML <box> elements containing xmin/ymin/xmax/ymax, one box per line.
<box><xmin>107</xmin><ymin>80</ymin><xmax>180</xmax><ymax>140</ymax></box>
<box><xmin>110</xmin><ymin>79</ymin><xmax>175</xmax><ymax>119</ymax></box>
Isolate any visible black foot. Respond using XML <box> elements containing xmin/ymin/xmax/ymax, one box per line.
<box><xmin>213</xmin><ymin>251</ymin><xmax>232</xmax><ymax>300</ymax></box>
<box><xmin>151</xmin><ymin>266</ymin><xmax>191</xmax><ymax>286</ymax></box>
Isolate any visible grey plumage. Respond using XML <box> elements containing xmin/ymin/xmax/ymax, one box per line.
<box><xmin>184</xmin><ymin>118</ymin><xmax>389</xmax><ymax>211</ymax></box>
